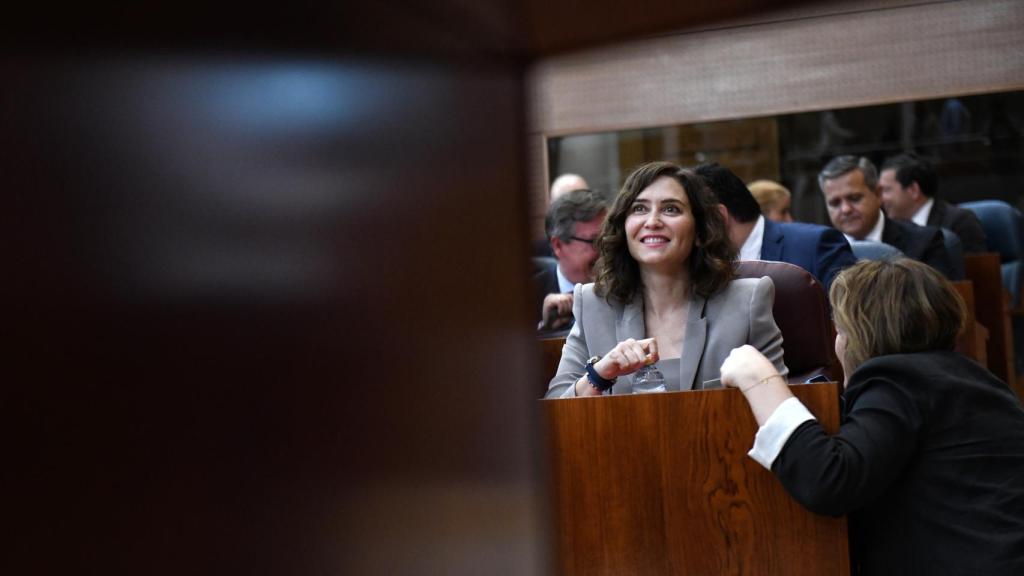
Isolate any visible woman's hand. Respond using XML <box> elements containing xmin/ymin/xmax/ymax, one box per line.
<box><xmin>720</xmin><ymin>345</ymin><xmax>779</xmax><ymax>391</ymax></box>
<box><xmin>594</xmin><ymin>338</ymin><xmax>659</xmax><ymax>380</ymax></box>
<box><xmin>721</xmin><ymin>345</ymin><xmax>795</xmax><ymax>426</ymax></box>
<box><xmin>574</xmin><ymin>337</ymin><xmax>659</xmax><ymax>396</ymax></box>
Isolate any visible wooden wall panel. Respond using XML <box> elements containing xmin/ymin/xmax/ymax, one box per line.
<box><xmin>526</xmin><ymin>0</ymin><xmax>1024</xmax><ymax>232</ymax></box>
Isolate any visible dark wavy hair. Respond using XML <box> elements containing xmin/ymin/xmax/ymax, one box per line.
<box><xmin>594</xmin><ymin>161</ymin><xmax>736</xmax><ymax>304</ymax></box>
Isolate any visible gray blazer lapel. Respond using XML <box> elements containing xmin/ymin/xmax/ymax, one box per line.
<box><xmin>676</xmin><ymin>292</ymin><xmax>708</xmax><ymax>391</ymax></box>
<box><xmin>613</xmin><ymin>294</ymin><xmax>646</xmax><ymax>394</ymax></box>
<box><xmin>616</xmin><ymin>293</ymin><xmax>646</xmax><ymax>344</ymax></box>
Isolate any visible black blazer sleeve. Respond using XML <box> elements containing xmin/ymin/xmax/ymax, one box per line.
<box><xmin>771</xmin><ymin>372</ymin><xmax>923</xmax><ymax>517</ymax></box>
<box><xmin>815</xmin><ymin>226</ymin><xmax>857</xmax><ymax>293</ymax></box>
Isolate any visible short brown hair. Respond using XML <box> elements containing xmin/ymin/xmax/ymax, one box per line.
<box><xmin>829</xmin><ymin>258</ymin><xmax>966</xmax><ymax>373</ymax></box>
<box><xmin>594</xmin><ymin>161</ymin><xmax>735</xmax><ymax>304</ymax></box>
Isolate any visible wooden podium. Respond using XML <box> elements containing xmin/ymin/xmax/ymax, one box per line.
<box><xmin>542</xmin><ymin>384</ymin><xmax>849</xmax><ymax>575</ymax></box>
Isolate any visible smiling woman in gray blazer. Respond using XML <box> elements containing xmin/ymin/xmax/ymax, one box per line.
<box><xmin>546</xmin><ymin>162</ymin><xmax>787</xmax><ymax>398</ymax></box>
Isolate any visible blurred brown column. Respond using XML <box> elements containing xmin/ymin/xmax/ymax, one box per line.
<box><xmin>3</xmin><ymin>8</ymin><xmax>544</xmax><ymax>576</ymax></box>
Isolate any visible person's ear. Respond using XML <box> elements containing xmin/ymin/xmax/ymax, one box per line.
<box><xmin>907</xmin><ymin>181</ymin><xmax>923</xmax><ymax>200</ymax></box>
<box><xmin>550</xmin><ymin>237</ymin><xmax>564</xmax><ymax>258</ymax></box>
<box><xmin>717</xmin><ymin>204</ymin><xmax>731</xmax><ymax>226</ymax></box>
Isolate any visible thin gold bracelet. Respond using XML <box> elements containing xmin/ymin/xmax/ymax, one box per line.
<box><xmin>740</xmin><ymin>373</ymin><xmax>785</xmax><ymax>393</ymax></box>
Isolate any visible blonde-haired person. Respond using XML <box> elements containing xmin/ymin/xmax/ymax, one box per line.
<box><xmin>747</xmin><ymin>179</ymin><xmax>792</xmax><ymax>222</ymax></box>
<box><xmin>720</xmin><ymin>258</ymin><xmax>1024</xmax><ymax>575</ymax></box>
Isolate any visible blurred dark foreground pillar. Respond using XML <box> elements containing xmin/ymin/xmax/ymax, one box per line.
<box><xmin>3</xmin><ymin>50</ymin><xmax>542</xmax><ymax>576</ymax></box>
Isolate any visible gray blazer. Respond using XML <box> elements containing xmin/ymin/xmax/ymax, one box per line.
<box><xmin>546</xmin><ymin>277</ymin><xmax>788</xmax><ymax>398</ymax></box>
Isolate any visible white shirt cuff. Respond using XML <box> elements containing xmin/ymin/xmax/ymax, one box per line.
<box><xmin>747</xmin><ymin>397</ymin><xmax>817</xmax><ymax>469</ymax></box>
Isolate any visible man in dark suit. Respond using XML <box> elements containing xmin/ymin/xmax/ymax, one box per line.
<box><xmin>535</xmin><ymin>188</ymin><xmax>607</xmax><ymax>332</ymax></box>
<box><xmin>819</xmin><ymin>155</ymin><xmax>955</xmax><ymax>279</ymax></box>
<box><xmin>533</xmin><ymin>173</ymin><xmax>590</xmax><ymax>258</ymax></box>
<box><xmin>695</xmin><ymin>163</ymin><xmax>856</xmax><ymax>293</ymax></box>
<box><xmin>879</xmin><ymin>152</ymin><xmax>987</xmax><ymax>253</ymax></box>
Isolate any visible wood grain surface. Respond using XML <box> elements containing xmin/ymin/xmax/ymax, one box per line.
<box><xmin>952</xmin><ymin>280</ymin><xmax>987</xmax><ymax>367</ymax></box>
<box><xmin>542</xmin><ymin>384</ymin><xmax>849</xmax><ymax>575</ymax></box>
<box><xmin>965</xmin><ymin>253</ymin><xmax>1016</xmax><ymax>389</ymax></box>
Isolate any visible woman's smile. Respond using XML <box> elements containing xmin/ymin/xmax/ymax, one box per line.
<box><xmin>626</xmin><ymin>176</ymin><xmax>696</xmax><ymax>270</ymax></box>
<box><xmin>640</xmin><ymin>234</ymin><xmax>670</xmax><ymax>246</ymax></box>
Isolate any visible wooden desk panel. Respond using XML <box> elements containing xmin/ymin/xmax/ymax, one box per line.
<box><xmin>539</xmin><ymin>336</ymin><xmax>567</xmax><ymax>396</ymax></box>
<box><xmin>965</xmin><ymin>253</ymin><xmax>1015</xmax><ymax>385</ymax></box>
<box><xmin>543</xmin><ymin>384</ymin><xmax>849</xmax><ymax>576</ymax></box>
<box><xmin>952</xmin><ymin>280</ymin><xmax>987</xmax><ymax>367</ymax></box>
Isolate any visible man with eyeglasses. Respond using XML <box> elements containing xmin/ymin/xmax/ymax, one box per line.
<box><xmin>534</xmin><ymin>173</ymin><xmax>590</xmax><ymax>257</ymax></box>
<box><xmin>535</xmin><ymin>188</ymin><xmax>608</xmax><ymax>332</ymax></box>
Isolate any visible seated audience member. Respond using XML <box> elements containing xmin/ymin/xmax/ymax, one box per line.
<box><xmin>550</xmin><ymin>173</ymin><xmax>589</xmax><ymax>202</ymax></box>
<box><xmin>747</xmin><ymin>179</ymin><xmax>793</xmax><ymax>223</ymax></box>
<box><xmin>819</xmin><ymin>155</ymin><xmax>955</xmax><ymax>278</ymax></box>
<box><xmin>696</xmin><ymin>163</ymin><xmax>855</xmax><ymax>293</ymax></box>
<box><xmin>535</xmin><ymin>188</ymin><xmax>606</xmax><ymax>331</ymax></box>
<box><xmin>879</xmin><ymin>152</ymin><xmax>988</xmax><ymax>253</ymax></box>
<box><xmin>546</xmin><ymin>161</ymin><xmax>787</xmax><ymax>398</ymax></box>
<box><xmin>720</xmin><ymin>258</ymin><xmax>1024</xmax><ymax>576</ymax></box>
<box><xmin>534</xmin><ymin>173</ymin><xmax>591</xmax><ymax>257</ymax></box>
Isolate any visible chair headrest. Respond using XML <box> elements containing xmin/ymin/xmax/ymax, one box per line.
<box><xmin>532</xmin><ymin>256</ymin><xmax>558</xmax><ymax>275</ymax></box>
<box><xmin>849</xmin><ymin>240</ymin><xmax>904</xmax><ymax>261</ymax></box>
<box><xmin>735</xmin><ymin>260</ymin><xmax>835</xmax><ymax>380</ymax></box>
<box><xmin>939</xmin><ymin>228</ymin><xmax>965</xmax><ymax>281</ymax></box>
<box><xmin>960</xmin><ymin>200</ymin><xmax>1024</xmax><ymax>262</ymax></box>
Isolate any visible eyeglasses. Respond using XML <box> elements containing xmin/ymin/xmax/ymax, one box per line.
<box><xmin>569</xmin><ymin>236</ymin><xmax>597</xmax><ymax>246</ymax></box>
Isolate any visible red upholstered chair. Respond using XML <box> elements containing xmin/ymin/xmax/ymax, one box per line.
<box><xmin>736</xmin><ymin>260</ymin><xmax>842</xmax><ymax>384</ymax></box>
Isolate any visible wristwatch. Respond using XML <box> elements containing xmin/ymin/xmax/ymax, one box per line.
<box><xmin>585</xmin><ymin>355</ymin><xmax>616</xmax><ymax>392</ymax></box>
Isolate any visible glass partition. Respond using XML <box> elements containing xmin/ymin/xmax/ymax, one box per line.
<box><xmin>548</xmin><ymin>90</ymin><xmax>1024</xmax><ymax>225</ymax></box>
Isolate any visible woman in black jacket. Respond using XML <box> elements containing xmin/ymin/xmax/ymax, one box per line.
<box><xmin>721</xmin><ymin>258</ymin><xmax>1024</xmax><ymax>575</ymax></box>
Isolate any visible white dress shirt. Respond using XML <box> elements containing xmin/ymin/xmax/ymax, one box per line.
<box><xmin>911</xmin><ymin>197</ymin><xmax>934</xmax><ymax>227</ymax></box>
<box><xmin>739</xmin><ymin>215</ymin><xmax>766</xmax><ymax>261</ymax></box>
<box><xmin>555</xmin><ymin>265</ymin><xmax>576</xmax><ymax>294</ymax></box>
<box><xmin>747</xmin><ymin>397</ymin><xmax>817</xmax><ymax>469</ymax></box>
<box><xmin>844</xmin><ymin>211</ymin><xmax>886</xmax><ymax>245</ymax></box>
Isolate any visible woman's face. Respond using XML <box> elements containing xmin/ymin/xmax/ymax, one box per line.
<box><xmin>625</xmin><ymin>176</ymin><xmax>697</xmax><ymax>273</ymax></box>
<box><xmin>834</xmin><ymin>328</ymin><xmax>848</xmax><ymax>386</ymax></box>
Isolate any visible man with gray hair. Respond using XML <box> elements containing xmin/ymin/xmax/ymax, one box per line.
<box><xmin>535</xmin><ymin>188</ymin><xmax>606</xmax><ymax>331</ymax></box>
<box><xmin>535</xmin><ymin>173</ymin><xmax>591</xmax><ymax>257</ymax></box>
<box><xmin>819</xmin><ymin>155</ymin><xmax>954</xmax><ymax>278</ymax></box>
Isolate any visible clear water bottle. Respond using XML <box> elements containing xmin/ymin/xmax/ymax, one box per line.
<box><xmin>633</xmin><ymin>362</ymin><xmax>666</xmax><ymax>393</ymax></box>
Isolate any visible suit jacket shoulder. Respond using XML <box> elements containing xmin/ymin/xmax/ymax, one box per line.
<box><xmin>928</xmin><ymin>199</ymin><xmax>988</xmax><ymax>253</ymax></box>
<box><xmin>882</xmin><ymin>217</ymin><xmax>955</xmax><ymax>278</ymax></box>
<box><xmin>532</xmin><ymin>259</ymin><xmax>561</xmax><ymax>323</ymax></box>
<box><xmin>762</xmin><ymin>220</ymin><xmax>855</xmax><ymax>292</ymax></box>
